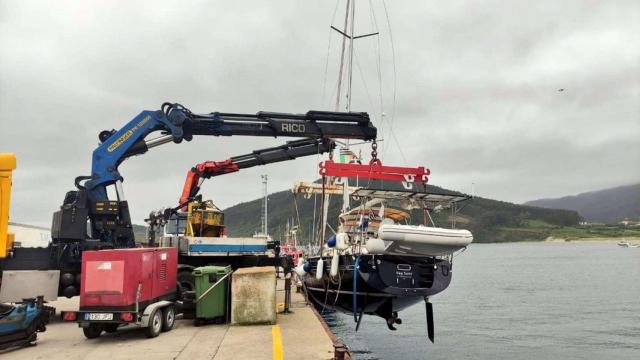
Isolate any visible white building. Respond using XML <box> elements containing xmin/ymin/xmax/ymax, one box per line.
<box><xmin>8</xmin><ymin>222</ymin><xmax>51</xmax><ymax>248</ymax></box>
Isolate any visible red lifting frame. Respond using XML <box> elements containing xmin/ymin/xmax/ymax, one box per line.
<box><xmin>318</xmin><ymin>160</ymin><xmax>430</xmax><ymax>184</ymax></box>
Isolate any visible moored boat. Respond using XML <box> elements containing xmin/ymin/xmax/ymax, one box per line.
<box><xmin>293</xmin><ymin>163</ymin><xmax>472</xmax><ymax>342</ymax></box>
<box><xmin>291</xmin><ymin>0</ymin><xmax>473</xmax><ymax>344</ymax></box>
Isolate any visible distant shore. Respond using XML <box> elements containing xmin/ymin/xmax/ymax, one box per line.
<box><xmin>543</xmin><ymin>236</ymin><xmax>640</xmax><ymax>244</ymax></box>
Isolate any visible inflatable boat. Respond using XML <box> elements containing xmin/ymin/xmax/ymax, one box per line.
<box><xmin>378</xmin><ymin>224</ymin><xmax>473</xmax><ymax>256</ymax></box>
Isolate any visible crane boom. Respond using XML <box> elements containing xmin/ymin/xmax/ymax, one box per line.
<box><xmin>179</xmin><ymin>138</ymin><xmax>332</xmax><ymax>208</ymax></box>
<box><xmin>84</xmin><ymin>103</ymin><xmax>375</xmax><ymax>201</ymax></box>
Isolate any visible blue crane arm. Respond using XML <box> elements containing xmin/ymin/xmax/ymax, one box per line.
<box><xmin>84</xmin><ymin>109</ymin><xmax>187</xmax><ymax>201</ymax></box>
<box><xmin>82</xmin><ymin>103</ymin><xmax>377</xmax><ymax>202</ymax></box>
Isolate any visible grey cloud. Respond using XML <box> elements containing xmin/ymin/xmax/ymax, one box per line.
<box><xmin>1</xmin><ymin>0</ymin><xmax>638</xmax><ymax>226</ymax></box>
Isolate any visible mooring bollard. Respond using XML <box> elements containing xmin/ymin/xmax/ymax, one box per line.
<box><xmin>334</xmin><ymin>342</ymin><xmax>349</xmax><ymax>360</ymax></box>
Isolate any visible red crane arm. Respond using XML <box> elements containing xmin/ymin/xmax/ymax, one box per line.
<box><xmin>177</xmin><ymin>138</ymin><xmax>336</xmax><ymax>210</ymax></box>
<box><xmin>179</xmin><ymin>159</ymin><xmax>240</xmax><ymax>207</ymax></box>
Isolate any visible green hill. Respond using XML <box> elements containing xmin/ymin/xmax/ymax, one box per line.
<box><xmin>221</xmin><ymin>180</ymin><xmax>638</xmax><ymax>244</ymax></box>
<box><xmin>525</xmin><ymin>183</ymin><xmax>640</xmax><ymax>223</ymax></box>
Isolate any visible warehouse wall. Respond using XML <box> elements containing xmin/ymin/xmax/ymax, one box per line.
<box><xmin>8</xmin><ymin>222</ymin><xmax>51</xmax><ymax>248</ymax></box>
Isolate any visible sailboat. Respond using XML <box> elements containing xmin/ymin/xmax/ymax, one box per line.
<box><xmin>294</xmin><ymin>156</ymin><xmax>472</xmax><ymax>341</ymax></box>
<box><xmin>292</xmin><ymin>1</ymin><xmax>473</xmax><ymax>343</ymax></box>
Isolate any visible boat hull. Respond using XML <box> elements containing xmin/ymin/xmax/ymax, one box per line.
<box><xmin>303</xmin><ymin>254</ymin><xmax>452</xmax><ymax>320</ymax></box>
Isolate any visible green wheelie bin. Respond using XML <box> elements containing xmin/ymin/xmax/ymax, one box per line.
<box><xmin>193</xmin><ymin>265</ymin><xmax>232</xmax><ymax>324</ymax></box>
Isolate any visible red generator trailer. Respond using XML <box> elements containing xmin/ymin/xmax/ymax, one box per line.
<box><xmin>62</xmin><ymin>247</ymin><xmax>178</xmax><ymax>339</ymax></box>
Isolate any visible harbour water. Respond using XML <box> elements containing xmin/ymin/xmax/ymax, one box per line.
<box><xmin>322</xmin><ymin>242</ymin><xmax>640</xmax><ymax>359</ymax></box>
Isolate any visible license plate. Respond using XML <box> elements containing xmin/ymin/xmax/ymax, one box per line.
<box><xmin>85</xmin><ymin>313</ymin><xmax>113</xmax><ymax>321</ymax></box>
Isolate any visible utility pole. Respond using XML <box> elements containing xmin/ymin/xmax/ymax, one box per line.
<box><xmin>261</xmin><ymin>174</ymin><xmax>268</xmax><ymax>235</ymax></box>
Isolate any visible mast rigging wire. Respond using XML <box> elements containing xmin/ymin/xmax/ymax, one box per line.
<box><xmin>320</xmin><ymin>0</ymin><xmax>342</xmax><ymax>108</ymax></box>
<box><xmin>380</xmin><ymin>0</ymin><xmax>408</xmax><ymax>166</ymax></box>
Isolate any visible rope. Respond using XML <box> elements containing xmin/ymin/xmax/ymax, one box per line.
<box><xmin>332</xmin><ymin>268</ymin><xmax>343</xmax><ymax>306</ymax></box>
<box><xmin>292</xmin><ymin>193</ymin><xmax>302</xmax><ymax>242</ymax></box>
<box><xmin>381</xmin><ymin>0</ymin><xmax>397</xmax><ymax>131</ymax></box>
<box><xmin>354</xmin><ymin>52</ymin><xmax>378</xmax><ymax>118</ymax></box>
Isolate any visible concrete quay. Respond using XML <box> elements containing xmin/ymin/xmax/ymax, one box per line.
<box><xmin>2</xmin><ymin>278</ymin><xmax>338</xmax><ymax>360</ymax></box>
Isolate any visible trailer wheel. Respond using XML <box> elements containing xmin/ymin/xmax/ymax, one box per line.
<box><xmin>104</xmin><ymin>324</ymin><xmax>119</xmax><ymax>333</ymax></box>
<box><xmin>145</xmin><ymin>309</ymin><xmax>163</xmax><ymax>338</ymax></box>
<box><xmin>161</xmin><ymin>306</ymin><xmax>176</xmax><ymax>332</ymax></box>
<box><xmin>83</xmin><ymin>324</ymin><xmax>103</xmax><ymax>339</ymax></box>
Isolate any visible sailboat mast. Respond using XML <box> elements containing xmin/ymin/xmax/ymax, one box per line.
<box><xmin>321</xmin><ymin>1</ymin><xmax>353</xmax><ymax>250</ymax></box>
<box><xmin>343</xmin><ymin>0</ymin><xmax>356</xmax><ymax>211</ymax></box>
<box><xmin>334</xmin><ymin>0</ymin><xmax>351</xmax><ymax>111</ymax></box>
<box><xmin>346</xmin><ymin>0</ymin><xmax>355</xmax><ymax>112</ymax></box>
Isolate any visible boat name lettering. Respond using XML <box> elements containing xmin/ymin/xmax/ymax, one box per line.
<box><xmin>396</xmin><ymin>271</ymin><xmax>413</xmax><ymax>277</ymax></box>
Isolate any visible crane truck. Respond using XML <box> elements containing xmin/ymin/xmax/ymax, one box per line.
<box><xmin>145</xmin><ymin>137</ymin><xmax>343</xmax><ymax>291</ymax></box>
<box><xmin>0</xmin><ymin>102</ymin><xmax>377</xmax><ymax>299</ymax></box>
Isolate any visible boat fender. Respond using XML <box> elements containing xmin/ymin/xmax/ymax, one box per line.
<box><xmin>327</xmin><ymin>235</ymin><xmax>337</xmax><ymax>248</ymax></box>
<box><xmin>365</xmin><ymin>237</ymin><xmax>386</xmax><ymax>254</ymax></box>
<box><xmin>294</xmin><ymin>260</ymin><xmax>310</xmax><ymax>277</ymax></box>
<box><xmin>294</xmin><ymin>264</ymin><xmax>307</xmax><ymax>277</ymax></box>
<box><xmin>315</xmin><ymin>259</ymin><xmax>324</xmax><ymax>280</ymax></box>
<box><xmin>330</xmin><ymin>252</ymin><xmax>340</xmax><ymax>277</ymax></box>
<box><xmin>336</xmin><ymin>233</ymin><xmax>350</xmax><ymax>250</ymax></box>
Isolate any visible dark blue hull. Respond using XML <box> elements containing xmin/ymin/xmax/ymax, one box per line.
<box><xmin>303</xmin><ymin>254</ymin><xmax>452</xmax><ymax>321</ymax></box>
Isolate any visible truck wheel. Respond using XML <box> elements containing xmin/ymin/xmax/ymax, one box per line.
<box><xmin>83</xmin><ymin>324</ymin><xmax>103</xmax><ymax>339</ymax></box>
<box><xmin>104</xmin><ymin>324</ymin><xmax>119</xmax><ymax>333</ymax></box>
<box><xmin>145</xmin><ymin>309</ymin><xmax>163</xmax><ymax>338</ymax></box>
<box><xmin>178</xmin><ymin>271</ymin><xmax>195</xmax><ymax>293</ymax></box>
<box><xmin>161</xmin><ymin>306</ymin><xmax>176</xmax><ymax>332</ymax></box>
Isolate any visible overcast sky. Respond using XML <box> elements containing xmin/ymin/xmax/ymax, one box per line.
<box><xmin>1</xmin><ymin>0</ymin><xmax>638</xmax><ymax>226</ymax></box>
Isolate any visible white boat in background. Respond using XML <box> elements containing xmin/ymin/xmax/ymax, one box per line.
<box><xmin>617</xmin><ymin>240</ymin><xmax>640</xmax><ymax>248</ymax></box>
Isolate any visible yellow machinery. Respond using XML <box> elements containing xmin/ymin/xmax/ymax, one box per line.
<box><xmin>0</xmin><ymin>153</ymin><xmax>16</xmax><ymax>258</ymax></box>
<box><xmin>185</xmin><ymin>199</ymin><xmax>225</xmax><ymax>237</ymax></box>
